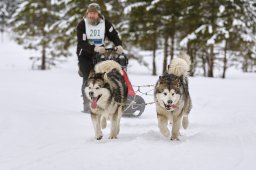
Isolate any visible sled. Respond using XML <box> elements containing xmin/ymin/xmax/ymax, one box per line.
<box><xmin>93</xmin><ymin>48</ymin><xmax>146</xmax><ymax>117</ymax></box>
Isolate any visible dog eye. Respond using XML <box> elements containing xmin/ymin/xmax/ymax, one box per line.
<box><xmin>89</xmin><ymin>87</ymin><xmax>91</xmax><ymax>89</ymax></box>
<box><xmin>163</xmin><ymin>93</ymin><xmax>167</xmax><ymax>96</ymax></box>
<box><xmin>172</xmin><ymin>93</ymin><xmax>175</xmax><ymax>96</ymax></box>
<box><xmin>96</xmin><ymin>87</ymin><xmax>100</xmax><ymax>89</ymax></box>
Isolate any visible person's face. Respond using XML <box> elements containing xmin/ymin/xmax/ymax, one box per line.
<box><xmin>87</xmin><ymin>11</ymin><xmax>99</xmax><ymax>24</ymax></box>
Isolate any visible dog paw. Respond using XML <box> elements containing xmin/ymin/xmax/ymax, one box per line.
<box><xmin>170</xmin><ymin>136</ymin><xmax>180</xmax><ymax>141</ymax></box>
<box><xmin>95</xmin><ymin>132</ymin><xmax>103</xmax><ymax>140</ymax></box>
<box><xmin>96</xmin><ymin>135</ymin><xmax>103</xmax><ymax>140</ymax></box>
<box><xmin>108</xmin><ymin>135</ymin><xmax>118</xmax><ymax>139</ymax></box>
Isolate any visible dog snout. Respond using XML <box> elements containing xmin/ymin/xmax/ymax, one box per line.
<box><xmin>167</xmin><ymin>100</ymin><xmax>173</xmax><ymax>104</ymax></box>
<box><xmin>89</xmin><ymin>91</ymin><xmax>94</xmax><ymax>97</ymax></box>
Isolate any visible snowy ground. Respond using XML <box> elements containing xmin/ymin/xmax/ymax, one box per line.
<box><xmin>1</xmin><ymin>37</ymin><xmax>256</xmax><ymax>170</ymax></box>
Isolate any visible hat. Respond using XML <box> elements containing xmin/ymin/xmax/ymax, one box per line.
<box><xmin>86</xmin><ymin>3</ymin><xmax>101</xmax><ymax>14</ymax></box>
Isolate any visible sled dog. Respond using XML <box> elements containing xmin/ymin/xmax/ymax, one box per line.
<box><xmin>154</xmin><ymin>53</ymin><xmax>192</xmax><ymax>140</ymax></box>
<box><xmin>84</xmin><ymin>60</ymin><xmax>128</xmax><ymax>140</ymax></box>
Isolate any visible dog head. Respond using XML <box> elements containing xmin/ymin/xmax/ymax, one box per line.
<box><xmin>155</xmin><ymin>75</ymin><xmax>181</xmax><ymax>111</ymax></box>
<box><xmin>84</xmin><ymin>72</ymin><xmax>110</xmax><ymax>110</ymax></box>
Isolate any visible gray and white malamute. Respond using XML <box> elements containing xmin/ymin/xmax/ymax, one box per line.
<box><xmin>84</xmin><ymin>60</ymin><xmax>128</xmax><ymax>140</ymax></box>
<box><xmin>154</xmin><ymin>53</ymin><xmax>192</xmax><ymax>140</ymax></box>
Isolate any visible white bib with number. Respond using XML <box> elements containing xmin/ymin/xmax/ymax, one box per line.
<box><xmin>84</xmin><ymin>18</ymin><xmax>105</xmax><ymax>47</ymax></box>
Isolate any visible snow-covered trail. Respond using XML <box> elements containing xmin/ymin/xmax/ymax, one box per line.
<box><xmin>1</xmin><ymin>36</ymin><xmax>256</xmax><ymax>170</ymax></box>
<box><xmin>1</xmin><ymin>63</ymin><xmax>256</xmax><ymax>170</ymax></box>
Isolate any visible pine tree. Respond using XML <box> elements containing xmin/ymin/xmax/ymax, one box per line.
<box><xmin>160</xmin><ymin>0</ymin><xmax>184</xmax><ymax>61</ymax></box>
<box><xmin>179</xmin><ymin>0</ymin><xmax>256</xmax><ymax>77</ymax></box>
<box><xmin>125</xmin><ymin>0</ymin><xmax>163</xmax><ymax>75</ymax></box>
<box><xmin>179</xmin><ymin>0</ymin><xmax>203</xmax><ymax>76</ymax></box>
<box><xmin>239</xmin><ymin>0</ymin><xmax>256</xmax><ymax>72</ymax></box>
<box><xmin>11</xmin><ymin>0</ymin><xmax>62</xmax><ymax>70</ymax></box>
<box><xmin>105</xmin><ymin>0</ymin><xmax>125</xmax><ymax>26</ymax></box>
<box><xmin>0</xmin><ymin>0</ymin><xmax>18</xmax><ymax>40</ymax></box>
<box><xmin>0</xmin><ymin>1</ymin><xmax>8</xmax><ymax>38</ymax></box>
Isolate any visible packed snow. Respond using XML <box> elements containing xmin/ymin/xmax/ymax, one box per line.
<box><xmin>1</xmin><ymin>35</ymin><xmax>256</xmax><ymax>170</ymax></box>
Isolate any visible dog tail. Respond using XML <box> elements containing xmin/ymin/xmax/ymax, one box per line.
<box><xmin>94</xmin><ymin>60</ymin><xmax>123</xmax><ymax>75</ymax></box>
<box><xmin>179</xmin><ymin>52</ymin><xmax>191</xmax><ymax>67</ymax></box>
<box><xmin>182</xmin><ymin>115</ymin><xmax>189</xmax><ymax>129</ymax></box>
<box><xmin>167</xmin><ymin>52</ymin><xmax>191</xmax><ymax>77</ymax></box>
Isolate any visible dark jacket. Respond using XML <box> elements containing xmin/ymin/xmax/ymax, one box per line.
<box><xmin>76</xmin><ymin>18</ymin><xmax>122</xmax><ymax>62</ymax></box>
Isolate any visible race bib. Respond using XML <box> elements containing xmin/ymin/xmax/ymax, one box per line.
<box><xmin>84</xmin><ymin>18</ymin><xmax>105</xmax><ymax>46</ymax></box>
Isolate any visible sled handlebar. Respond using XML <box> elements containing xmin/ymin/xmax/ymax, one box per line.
<box><xmin>93</xmin><ymin>48</ymin><xmax>128</xmax><ymax>68</ymax></box>
<box><xmin>105</xmin><ymin>48</ymin><xmax>117</xmax><ymax>52</ymax></box>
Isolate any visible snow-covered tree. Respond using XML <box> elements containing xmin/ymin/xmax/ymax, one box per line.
<box><xmin>125</xmin><ymin>0</ymin><xmax>164</xmax><ymax>75</ymax></box>
<box><xmin>0</xmin><ymin>1</ymin><xmax>8</xmax><ymax>36</ymax></box>
<box><xmin>0</xmin><ymin>0</ymin><xmax>18</xmax><ymax>39</ymax></box>
<box><xmin>240</xmin><ymin>0</ymin><xmax>256</xmax><ymax>73</ymax></box>
<box><xmin>10</xmin><ymin>0</ymin><xmax>65</xmax><ymax>70</ymax></box>
<box><xmin>179</xmin><ymin>0</ymin><xmax>256</xmax><ymax>78</ymax></box>
<box><xmin>125</xmin><ymin>0</ymin><xmax>193</xmax><ymax>74</ymax></box>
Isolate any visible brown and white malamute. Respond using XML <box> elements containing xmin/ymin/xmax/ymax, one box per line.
<box><xmin>84</xmin><ymin>60</ymin><xmax>128</xmax><ymax>140</ymax></box>
<box><xmin>154</xmin><ymin>53</ymin><xmax>192</xmax><ymax>140</ymax></box>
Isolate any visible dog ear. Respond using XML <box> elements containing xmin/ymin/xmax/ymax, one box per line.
<box><xmin>173</xmin><ymin>78</ymin><xmax>180</xmax><ymax>88</ymax></box>
<box><xmin>89</xmin><ymin>70</ymin><xmax>95</xmax><ymax>78</ymax></box>
<box><xmin>159</xmin><ymin>76</ymin><xmax>164</xmax><ymax>84</ymax></box>
<box><xmin>159</xmin><ymin>76</ymin><xmax>163</xmax><ymax>82</ymax></box>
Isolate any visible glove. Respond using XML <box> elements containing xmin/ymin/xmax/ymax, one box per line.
<box><xmin>94</xmin><ymin>46</ymin><xmax>106</xmax><ymax>54</ymax></box>
<box><xmin>115</xmin><ymin>45</ymin><xmax>124</xmax><ymax>55</ymax></box>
